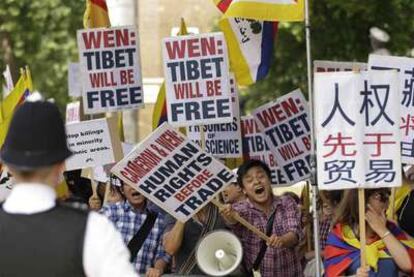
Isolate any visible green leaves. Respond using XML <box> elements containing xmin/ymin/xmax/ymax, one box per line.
<box><xmin>0</xmin><ymin>0</ymin><xmax>84</xmax><ymax>110</ymax></box>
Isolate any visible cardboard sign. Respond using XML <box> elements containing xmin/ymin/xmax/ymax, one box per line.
<box><xmin>253</xmin><ymin>89</ymin><xmax>311</xmax><ymax>184</ymax></box>
<box><xmin>66</xmin><ymin>117</ymin><xmax>123</xmax><ymax>171</ymax></box>
<box><xmin>68</xmin><ymin>62</ymin><xmax>82</xmax><ymax>97</ymax></box>
<box><xmin>66</xmin><ymin>101</ymin><xmax>81</xmax><ymax>123</ymax></box>
<box><xmin>314</xmin><ymin>60</ymin><xmax>367</xmax><ymax>73</ymax></box>
<box><xmin>162</xmin><ymin>32</ymin><xmax>233</xmax><ymax>126</ymax></box>
<box><xmin>240</xmin><ymin>116</ymin><xmax>286</xmax><ymax>185</ymax></box>
<box><xmin>111</xmin><ymin>123</ymin><xmax>234</xmax><ymax>222</ymax></box>
<box><xmin>368</xmin><ymin>55</ymin><xmax>414</xmax><ymax>164</ymax></box>
<box><xmin>77</xmin><ymin>26</ymin><xmax>143</xmax><ymax>114</ymax></box>
<box><xmin>315</xmin><ymin>71</ymin><xmax>401</xmax><ymax>190</ymax></box>
<box><xmin>187</xmin><ymin>76</ymin><xmax>242</xmax><ymax>158</ymax></box>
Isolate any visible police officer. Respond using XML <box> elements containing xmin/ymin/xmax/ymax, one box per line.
<box><xmin>0</xmin><ymin>101</ymin><xmax>137</xmax><ymax>277</ymax></box>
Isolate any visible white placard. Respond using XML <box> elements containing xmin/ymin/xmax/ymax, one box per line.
<box><xmin>315</xmin><ymin>70</ymin><xmax>401</xmax><ymax>190</ymax></box>
<box><xmin>0</xmin><ymin>168</ymin><xmax>13</xmax><ymax>201</ymax></box>
<box><xmin>253</xmin><ymin>89</ymin><xmax>311</xmax><ymax>185</ymax></box>
<box><xmin>111</xmin><ymin>123</ymin><xmax>234</xmax><ymax>222</ymax></box>
<box><xmin>368</xmin><ymin>54</ymin><xmax>414</xmax><ymax>164</ymax></box>
<box><xmin>65</xmin><ymin>101</ymin><xmax>81</xmax><ymax>123</ymax></box>
<box><xmin>314</xmin><ymin>60</ymin><xmax>367</xmax><ymax>73</ymax></box>
<box><xmin>240</xmin><ymin>116</ymin><xmax>287</xmax><ymax>185</ymax></box>
<box><xmin>187</xmin><ymin>76</ymin><xmax>242</xmax><ymax>158</ymax></box>
<box><xmin>66</xmin><ymin>118</ymin><xmax>122</xmax><ymax>170</ymax></box>
<box><xmin>68</xmin><ymin>63</ymin><xmax>82</xmax><ymax>97</ymax></box>
<box><xmin>77</xmin><ymin>26</ymin><xmax>143</xmax><ymax>114</ymax></box>
<box><xmin>162</xmin><ymin>32</ymin><xmax>233</xmax><ymax>126</ymax></box>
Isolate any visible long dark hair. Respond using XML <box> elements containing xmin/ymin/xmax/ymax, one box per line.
<box><xmin>334</xmin><ymin>188</ymin><xmax>389</xmax><ymax>227</ymax></box>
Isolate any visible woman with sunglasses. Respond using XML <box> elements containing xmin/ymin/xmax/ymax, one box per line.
<box><xmin>324</xmin><ymin>188</ymin><xmax>414</xmax><ymax>277</ymax></box>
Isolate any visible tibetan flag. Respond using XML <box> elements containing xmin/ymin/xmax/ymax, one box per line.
<box><xmin>219</xmin><ymin>17</ymin><xmax>278</xmax><ymax>85</ymax></box>
<box><xmin>324</xmin><ymin>222</ymin><xmax>414</xmax><ymax>276</ymax></box>
<box><xmin>223</xmin><ymin>0</ymin><xmax>304</xmax><ymax>22</ymax></box>
<box><xmin>83</xmin><ymin>0</ymin><xmax>110</xmax><ymax>28</ymax></box>
<box><xmin>152</xmin><ymin>19</ymin><xmax>188</xmax><ymax>130</ymax></box>
<box><xmin>213</xmin><ymin>0</ymin><xmax>233</xmax><ymax>12</ymax></box>
<box><xmin>214</xmin><ymin>0</ymin><xmax>278</xmax><ymax>85</ymax></box>
<box><xmin>0</xmin><ymin>68</ymin><xmax>32</xmax><ymax>147</ymax></box>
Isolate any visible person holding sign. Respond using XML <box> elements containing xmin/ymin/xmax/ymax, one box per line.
<box><xmin>324</xmin><ymin>188</ymin><xmax>414</xmax><ymax>276</ymax></box>
<box><xmin>0</xmin><ymin>101</ymin><xmax>137</xmax><ymax>277</ymax></box>
<box><xmin>162</xmin><ymin>203</ymin><xmax>228</xmax><ymax>275</ymax></box>
<box><xmin>100</xmin><ymin>181</ymin><xmax>170</xmax><ymax>276</ymax></box>
<box><xmin>221</xmin><ymin>159</ymin><xmax>303</xmax><ymax>277</ymax></box>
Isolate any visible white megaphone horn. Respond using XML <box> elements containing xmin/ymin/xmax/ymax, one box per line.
<box><xmin>196</xmin><ymin>230</ymin><xmax>243</xmax><ymax>276</ymax></box>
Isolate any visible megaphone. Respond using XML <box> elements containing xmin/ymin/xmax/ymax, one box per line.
<box><xmin>196</xmin><ymin>230</ymin><xmax>243</xmax><ymax>276</ymax></box>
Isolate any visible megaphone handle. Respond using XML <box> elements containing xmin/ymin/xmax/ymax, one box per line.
<box><xmin>211</xmin><ymin>199</ymin><xmax>270</xmax><ymax>243</ymax></box>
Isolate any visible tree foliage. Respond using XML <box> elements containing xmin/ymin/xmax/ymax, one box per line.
<box><xmin>0</xmin><ymin>0</ymin><xmax>84</xmax><ymax>110</ymax></box>
<box><xmin>242</xmin><ymin>0</ymin><xmax>414</xmax><ymax>113</ymax></box>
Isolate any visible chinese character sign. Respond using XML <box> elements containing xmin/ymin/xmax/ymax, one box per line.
<box><xmin>241</xmin><ymin>115</ymin><xmax>287</xmax><ymax>185</ymax></box>
<box><xmin>77</xmin><ymin>27</ymin><xmax>143</xmax><ymax>114</ymax></box>
<box><xmin>315</xmin><ymin>71</ymin><xmax>402</xmax><ymax>190</ymax></box>
<box><xmin>162</xmin><ymin>32</ymin><xmax>233</xmax><ymax>127</ymax></box>
<box><xmin>252</xmin><ymin>89</ymin><xmax>311</xmax><ymax>184</ymax></box>
<box><xmin>187</xmin><ymin>75</ymin><xmax>242</xmax><ymax>158</ymax></box>
<box><xmin>368</xmin><ymin>55</ymin><xmax>414</xmax><ymax>164</ymax></box>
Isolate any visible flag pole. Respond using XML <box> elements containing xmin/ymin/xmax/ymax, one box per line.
<box><xmin>304</xmin><ymin>0</ymin><xmax>322</xmax><ymax>275</ymax></box>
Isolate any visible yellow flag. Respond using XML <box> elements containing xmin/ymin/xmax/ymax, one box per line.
<box><xmin>0</xmin><ymin>68</ymin><xmax>32</xmax><ymax>147</ymax></box>
<box><xmin>223</xmin><ymin>0</ymin><xmax>304</xmax><ymax>22</ymax></box>
<box><xmin>83</xmin><ymin>0</ymin><xmax>110</xmax><ymax>28</ymax></box>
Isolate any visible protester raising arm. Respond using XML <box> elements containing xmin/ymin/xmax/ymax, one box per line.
<box><xmin>163</xmin><ymin>220</ymin><xmax>185</xmax><ymax>255</ymax></box>
<box><xmin>325</xmin><ymin>189</ymin><xmax>414</xmax><ymax>276</ymax></box>
<box><xmin>365</xmin><ymin>203</ymin><xmax>412</xmax><ymax>273</ymax></box>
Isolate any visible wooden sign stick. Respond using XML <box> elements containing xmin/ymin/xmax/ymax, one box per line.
<box><xmin>388</xmin><ymin>188</ymin><xmax>396</xmax><ymax>220</ymax></box>
<box><xmin>211</xmin><ymin>198</ymin><xmax>270</xmax><ymax>243</ymax></box>
<box><xmin>358</xmin><ymin>188</ymin><xmax>367</xmax><ymax>268</ymax></box>
<box><xmin>90</xmin><ymin>168</ymin><xmax>98</xmax><ymax>197</ymax></box>
<box><xmin>199</xmin><ymin>125</ymin><xmax>270</xmax><ymax>242</ymax></box>
<box><xmin>303</xmin><ymin>183</ymin><xmax>312</xmax><ymax>252</ymax></box>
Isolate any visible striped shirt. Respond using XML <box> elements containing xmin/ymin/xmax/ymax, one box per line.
<box><xmin>101</xmin><ymin>201</ymin><xmax>170</xmax><ymax>274</ymax></box>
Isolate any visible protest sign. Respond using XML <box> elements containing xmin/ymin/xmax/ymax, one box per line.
<box><xmin>314</xmin><ymin>60</ymin><xmax>367</xmax><ymax>73</ymax></box>
<box><xmin>240</xmin><ymin>115</ymin><xmax>286</xmax><ymax>185</ymax></box>
<box><xmin>66</xmin><ymin>101</ymin><xmax>81</xmax><ymax>123</ymax></box>
<box><xmin>253</xmin><ymin>89</ymin><xmax>311</xmax><ymax>184</ymax></box>
<box><xmin>66</xmin><ymin>117</ymin><xmax>123</xmax><ymax>171</ymax></box>
<box><xmin>314</xmin><ymin>71</ymin><xmax>401</xmax><ymax>190</ymax></box>
<box><xmin>111</xmin><ymin>123</ymin><xmax>234</xmax><ymax>222</ymax></box>
<box><xmin>187</xmin><ymin>76</ymin><xmax>242</xmax><ymax>158</ymax></box>
<box><xmin>162</xmin><ymin>32</ymin><xmax>233</xmax><ymax>126</ymax></box>
<box><xmin>68</xmin><ymin>62</ymin><xmax>82</xmax><ymax>98</ymax></box>
<box><xmin>0</xmin><ymin>168</ymin><xmax>12</xmax><ymax>201</ymax></box>
<box><xmin>77</xmin><ymin>26</ymin><xmax>143</xmax><ymax>114</ymax></box>
<box><xmin>368</xmin><ymin>55</ymin><xmax>414</xmax><ymax>164</ymax></box>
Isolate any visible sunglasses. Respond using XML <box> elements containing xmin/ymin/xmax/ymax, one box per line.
<box><xmin>371</xmin><ymin>190</ymin><xmax>391</xmax><ymax>202</ymax></box>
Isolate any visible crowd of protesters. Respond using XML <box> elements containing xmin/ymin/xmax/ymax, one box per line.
<box><xmin>1</xmin><ymin>101</ymin><xmax>414</xmax><ymax>277</ymax></box>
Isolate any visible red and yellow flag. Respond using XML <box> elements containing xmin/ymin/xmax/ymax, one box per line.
<box><xmin>83</xmin><ymin>0</ymin><xmax>110</xmax><ymax>28</ymax></box>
